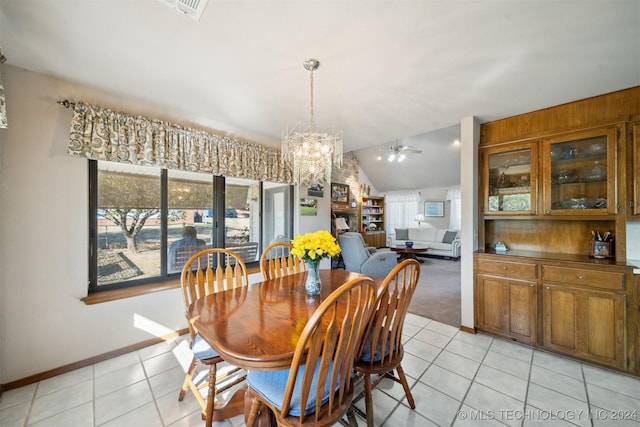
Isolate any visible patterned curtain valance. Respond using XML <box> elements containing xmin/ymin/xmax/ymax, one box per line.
<box><xmin>0</xmin><ymin>73</ymin><xmax>7</xmax><ymax>129</ymax></box>
<box><xmin>67</xmin><ymin>102</ymin><xmax>292</xmax><ymax>183</ymax></box>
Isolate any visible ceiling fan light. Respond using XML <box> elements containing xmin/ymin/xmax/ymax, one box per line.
<box><xmin>398</xmin><ymin>154</ymin><xmax>406</xmax><ymax>162</ymax></box>
<box><xmin>388</xmin><ymin>153</ymin><xmax>396</xmax><ymax>162</ymax></box>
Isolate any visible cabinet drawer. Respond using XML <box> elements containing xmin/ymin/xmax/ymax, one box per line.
<box><xmin>477</xmin><ymin>259</ymin><xmax>537</xmax><ymax>280</ymax></box>
<box><xmin>541</xmin><ymin>265</ymin><xmax>625</xmax><ymax>290</ymax></box>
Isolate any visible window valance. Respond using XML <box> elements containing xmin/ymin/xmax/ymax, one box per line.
<box><xmin>67</xmin><ymin>102</ymin><xmax>292</xmax><ymax>183</ymax></box>
<box><xmin>384</xmin><ymin>191</ymin><xmax>421</xmax><ymax>203</ymax></box>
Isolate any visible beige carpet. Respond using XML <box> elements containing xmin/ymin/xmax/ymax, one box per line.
<box><xmin>408</xmin><ymin>255</ymin><xmax>461</xmax><ymax>327</ymax></box>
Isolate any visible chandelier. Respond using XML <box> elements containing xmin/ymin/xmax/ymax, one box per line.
<box><xmin>282</xmin><ymin>58</ymin><xmax>343</xmax><ymax>185</ymax></box>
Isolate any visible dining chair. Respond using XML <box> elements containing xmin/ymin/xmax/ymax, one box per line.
<box><xmin>178</xmin><ymin>248</ymin><xmax>249</xmax><ymax>427</ymax></box>
<box><xmin>245</xmin><ymin>276</ymin><xmax>378</xmax><ymax>427</ymax></box>
<box><xmin>352</xmin><ymin>259</ymin><xmax>420</xmax><ymax>427</ymax></box>
<box><xmin>259</xmin><ymin>240</ymin><xmax>306</xmax><ymax>281</ymax></box>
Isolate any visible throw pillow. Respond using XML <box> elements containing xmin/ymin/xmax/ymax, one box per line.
<box><xmin>395</xmin><ymin>228</ymin><xmax>409</xmax><ymax>240</ymax></box>
<box><xmin>442</xmin><ymin>230</ymin><xmax>457</xmax><ymax>244</ymax></box>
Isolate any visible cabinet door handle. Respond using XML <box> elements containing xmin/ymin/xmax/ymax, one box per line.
<box><xmin>577</xmin><ymin>274</ymin><xmax>585</xmax><ymax>279</ymax></box>
<box><xmin>502</xmin><ymin>266</ymin><xmax>508</xmax><ymax>270</ymax></box>
<box><xmin>545</xmin><ymin>210</ymin><xmax>551</xmax><ymax>215</ymax></box>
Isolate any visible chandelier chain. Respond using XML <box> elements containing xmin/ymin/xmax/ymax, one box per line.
<box><xmin>309</xmin><ymin>68</ymin><xmax>314</xmax><ymax>133</ymax></box>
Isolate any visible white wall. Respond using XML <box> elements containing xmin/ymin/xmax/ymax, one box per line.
<box><xmin>460</xmin><ymin>116</ymin><xmax>480</xmax><ymax>330</ymax></box>
<box><xmin>416</xmin><ymin>186</ymin><xmax>454</xmax><ymax>230</ymax></box>
<box><xmin>295</xmin><ymin>184</ymin><xmax>332</xmax><ymax>269</ymax></box>
<box><xmin>0</xmin><ymin>76</ymin><xmax>5</xmax><ymax>386</ymax></box>
<box><xmin>626</xmin><ymin>221</ymin><xmax>640</xmax><ymax>261</ymax></box>
<box><xmin>357</xmin><ymin>166</ymin><xmax>377</xmax><ymax>196</ymax></box>
<box><xmin>0</xmin><ymin>66</ymin><xmax>276</xmax><ymax>384</ymax></box>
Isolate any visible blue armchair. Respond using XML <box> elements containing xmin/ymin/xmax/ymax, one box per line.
<box><xmin>337</xmin><ymin>232</ymin><xmax>397</xmax><ymax>278</ymax></box>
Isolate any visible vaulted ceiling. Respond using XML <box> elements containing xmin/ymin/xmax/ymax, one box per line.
<box><xmin>1</xmin><ymin>1</ymin><xmax>638</xmax><ymax>191</ymax></box>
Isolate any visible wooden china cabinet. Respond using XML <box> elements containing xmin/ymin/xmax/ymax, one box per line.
<box><xmin>475</xmin><ymin>87</ymin><xmax>640</xmax><ymax>376</ymax></box>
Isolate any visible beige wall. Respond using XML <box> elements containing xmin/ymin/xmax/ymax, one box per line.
<box><xmin>0</xmin><ymin>66</ymin><xmax>274</xmax><ymax>384</ymax></box>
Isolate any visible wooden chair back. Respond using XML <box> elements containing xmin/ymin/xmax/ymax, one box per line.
<box><xmin>247</xmin><ymin>276</ymin><xmax>377</xmax><ymax>426</ymax></box>
<box><xmin>180</xmin><ymin>248</ymin><xmax>250</xmax><ymax>339</ymax></box>
<box><xmin>259</xmin><ymin>241</ymin><xmax>305</xmax><ymax>281</ymax></box>
<box><xmin>358</xmin><ymin>259</ymin><xmax>420</xmax><ymax>369</ymax></box>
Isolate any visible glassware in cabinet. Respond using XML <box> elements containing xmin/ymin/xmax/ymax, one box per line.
<box><xmin>542</xmin><ymin>127</ymin><xmax>617</xmax><ymax>215</ymax></box>
<box><xmin>483</xmin><ymin>142</ymin><xmax>537</xmax><ymax>215</ymax></box>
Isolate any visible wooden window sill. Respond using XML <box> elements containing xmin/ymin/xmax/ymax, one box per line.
<box><xmin>82</xmin><ymin>264</ymin><xmax>261</xmax><ymax>305</ymax></box>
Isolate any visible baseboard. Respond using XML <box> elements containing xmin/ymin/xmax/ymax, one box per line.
<box><xmin>1</xmin><ymin>328</ymin><xmax>189</xmax><ymax>393</ymax></box>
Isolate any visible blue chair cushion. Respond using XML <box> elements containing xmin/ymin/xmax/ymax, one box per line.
<box><xmin>247</xmin><ymin>360</ymin><xmax>335</xmax><ymax>416</ymax></box>
<box><xmin>192</xmin><ymin>333</ymin><xmax>219</xmax><ymax>360</ymax></box>
<box><xmin>359</xmin><ymin>329</ymin><xmax>391</xmax><ymax>362</ymax></box>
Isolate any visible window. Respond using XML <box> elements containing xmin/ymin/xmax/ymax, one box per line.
<box><xmin>89</xmin><ymin>160</ymin><xmax>292</xmax><ymax>293</ymax></box>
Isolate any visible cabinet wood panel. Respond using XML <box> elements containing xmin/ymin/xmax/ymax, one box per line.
<box><xmin>480</xmin><ymin>87</ymin><xmax>640</xmax><ymax>145</ymax></box>
<box><xmin>361</xmin><ymin>231</ymin><xmax>386</xmax><ymax>248</ymax></box>
<box><xmin>485</xmin><ymin>219</ymin><xmax>615</xmax><ymax>255</ymax></box>
<box><xmin>542</xmin><ymin>283</ymin><xmax>626</xmax><ymax>369</ymax></box>
<box><xmin>541</xmin><ymin>265</ymin><xmax>625</xmax><ymax>290</ymax></box>
<box><xmin>477</xmin><ymin>259</ymin><xmax>537</xmax><ymax>280</ymax></box>
<box><xmin>476</xmin><ymin>274</ymin><xmax>537</xmax><ymax>344</ymax></box>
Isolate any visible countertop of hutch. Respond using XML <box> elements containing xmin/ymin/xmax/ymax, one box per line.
<box><xmin>476</xmin><ymin>249</ymin><xmax>637</xmax><ymax>269</ymax></box>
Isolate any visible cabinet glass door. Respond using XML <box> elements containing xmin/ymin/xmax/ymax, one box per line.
<box><xmin>485</xmin><ymin>143</ymin><xmax>536</xmax><ymax>214</ymax></box>
<box><xmin>543</xmin><ymin>127</ymin><xmax>616</xmax><ymax>215</ymax></box>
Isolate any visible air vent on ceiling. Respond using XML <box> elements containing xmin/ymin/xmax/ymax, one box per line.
<box><xmin>158</xmin><ymin>0</ymin><xmax>209</xmax><ymax>21</ymax></box>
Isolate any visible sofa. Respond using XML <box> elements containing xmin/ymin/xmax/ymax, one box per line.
<box><xmin>391</xmin><ymin>228</ymin><xmax>460</xmax><ymax>260</ymax></box>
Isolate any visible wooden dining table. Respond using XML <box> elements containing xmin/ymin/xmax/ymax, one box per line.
<box><xmin>186</xmin><ymin>269</ymin><xmax>381</xmax><ymax>424</ymax></box>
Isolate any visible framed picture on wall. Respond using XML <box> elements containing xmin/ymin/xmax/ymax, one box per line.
<box><xmin>331</xmin><ymin>183</ymin><xmax>349</xmax><ymax>204</ymax></box>
<box><xmin>425</xmin><ymin>201</ymin><xmax>444</xmax><ymax>217</ymax></box>
<box><xmin>308</xmin><ymin>183</ymin><xmax>324</xmax><ymax>197</ymax></box>
<box><xmin>300</xmin><ymin>198</ymin><xmax>318</xmax><ymax>216</ymax></box>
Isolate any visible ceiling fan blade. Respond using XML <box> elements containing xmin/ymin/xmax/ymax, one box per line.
<box><xmin>402</xmin><ymin>147</ymin><xmax>422</xmax><ymax>154</ymax></box>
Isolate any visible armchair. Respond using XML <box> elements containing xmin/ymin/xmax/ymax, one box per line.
<box><xmin>337</xmin><ymin>232</ymin><xmax>397</xmax><ymax>278</ymax></box>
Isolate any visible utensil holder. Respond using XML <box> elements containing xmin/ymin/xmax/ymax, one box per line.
<box><xmin>590</xmin><ymin>240</ymin><xmax>614</xmax><ymax>259</ymax></box>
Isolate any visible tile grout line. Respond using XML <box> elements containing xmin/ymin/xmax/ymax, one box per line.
<box><xmin>139</xmin><ymin>347</ymin><xmax>169</xmax><ymax>427</ymax></box>
<box><xmin>580</xmin><ymin>364</ymin><xmax>595</xmax><ymax>427</ymax></box>
<box><xmin>519</xmin><ymin>343</ymin><xmax>535</xmax><ymax>427</ymax></box>
<box><xmin>92</xmin><ymin>363</ymin><xmax>97</xmax><ymax>427</ymax></box>
<box><xmin>447</xmin><ymin>334</ymin><xmax>504</xmax><ymax>427</ymax></box>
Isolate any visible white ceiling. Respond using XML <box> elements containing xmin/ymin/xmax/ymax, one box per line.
<box><xmin>1</xmin><ymin>1</ymin><xmax>638</xmax><ymax>191</ymax></box>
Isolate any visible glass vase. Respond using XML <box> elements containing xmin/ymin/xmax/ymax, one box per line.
<box><xmin>304</xmin><ymin>259</ymin><xmax>322</xmax><ymax>295</ymax></box>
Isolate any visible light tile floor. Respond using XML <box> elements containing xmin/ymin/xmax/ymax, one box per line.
<box><xmin>1</xmin><ymin>314</ymin><xmax>639</xmax><ymax>426</ymax></box>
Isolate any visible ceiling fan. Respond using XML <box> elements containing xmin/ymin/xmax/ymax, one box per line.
<box><xmin>381</xmin><ymin>140</ymin><xmax>423</xmax><ymax>162</ymax></box>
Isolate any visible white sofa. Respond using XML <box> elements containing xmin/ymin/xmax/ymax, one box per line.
<box><xmin>391</xmin><ymin>228</ymin><xmax>460</xmax><ymax>260</ymax></box>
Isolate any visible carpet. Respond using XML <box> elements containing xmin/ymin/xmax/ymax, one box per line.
<box><xmin>408</xmin><ymin>256</ymin><xmax>461</xmax><ymax>327</ymax></box>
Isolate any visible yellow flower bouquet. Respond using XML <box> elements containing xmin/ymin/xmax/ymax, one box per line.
<box><xmin>290</xmin><ymin>229</ymin><xmax>341</xmax><ymax>262</ymax></box>
<box><xmin>290</xmin><ymin>230</ymin><xmax>341</xmax><ymax>295</ymax></box>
